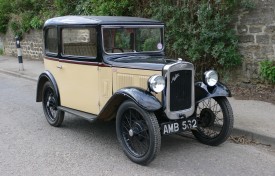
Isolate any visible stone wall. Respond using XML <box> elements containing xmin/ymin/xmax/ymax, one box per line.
<box><xmin>0</xmin><ymin>33</ymin><xmax>4</xmax><ymax>50</ymax></box>
<box><xmin>2</xmin><ymin>28</ymin><xmax>43</xmax><ymax>60</ymax></box>
<box><xmin>234</xmin><ymin>0</ymin><xmax>275</xmax><ymax>81</ymax></box>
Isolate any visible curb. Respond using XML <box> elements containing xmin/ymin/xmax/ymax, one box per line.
<box><xmin>0</xmin><ymin>69</ymin><xmax>37</xmax><ymax>82</ymax></box>
<box><xmin>232</xmin><ymin>127</ymin><xmax>275</xmax><ymax>149</ymax></box>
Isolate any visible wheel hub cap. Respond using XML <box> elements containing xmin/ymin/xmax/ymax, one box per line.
<box><xmin>200</xmin><ymin>108</ymin><xmax>216</xmax><ymax>127</ymax></box>
<box><xmin>129</xmin><ymin>129</ymin><xmax>134</xmax><ymax>137</ymax></box>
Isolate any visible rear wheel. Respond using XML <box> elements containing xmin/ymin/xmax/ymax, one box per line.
<box><xmin>116</xmin><ymin>100</ymin><xmax>161</xmax><ymax>165</ymax></box>
<box><xmin>192</xmin><ymin>97</ymin><xmax>233</xmax><ymax>146</ymax></box>
<box><xmin>42</xmin><ymin>82</ymin><xmax>64</xmax><ymax>127</ymax></box>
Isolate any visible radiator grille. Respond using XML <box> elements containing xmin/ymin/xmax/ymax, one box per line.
<box><xmin>170</xmin><ymin>70</ymin><xmax>192</xmax><ymax>111</ymax></box>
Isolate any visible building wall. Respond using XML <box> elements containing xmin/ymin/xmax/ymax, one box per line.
<box><xmin>0</xmin><ymin>33</ymin><xmax>4</xmax><ymax>50</ymax></box>
<box><xmin>2</xmin><ymin>28</ymin><xmax>43</xmax><ymax>60</ymax></box>
<box><xmin>234</xmin><ymin>0</ymin><xmax>275</xmax><ymax>80</ymax></box>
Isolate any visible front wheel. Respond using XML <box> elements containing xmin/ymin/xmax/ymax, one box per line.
<box><xmin>116</xmin><ymin>100</ymin><xmax>161</xmax><ymax>165</ymax></box>
<box><xmin>192</xmin><ymin>97</ymin><xmax>234</xmax><ymax>146</ymax></box>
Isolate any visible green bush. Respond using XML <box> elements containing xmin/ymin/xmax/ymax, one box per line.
<box><xmin>0</xmin><ymin>0</ymin><xmax>12</xmax><ymax>33</ymax></box>
<box><xmin>10</xmin><ymin>20</ymin><xmax>23</xmax><ymax>38</ymax></box>
<box><xmin>259</xmin><ymin>60</ymin><xmax>275</xmax><ymax>84</ymax></box>
<box><xmin>0</xmin><ymin>48</ymin><xmax>3</xmax><ymax>55</ymax></box>
<box><xmin>149</xmin><ymin>0</ymin><xmax>242</xmax><ymax>72</ymax></box>
<box><xmin>74</xmin><ymin>0</ymin><xmax>244</xmax><ymax>71</ymax></box>
<box><xmin>30</xmin><ymin>16</ymin><xmax>43</xmax><ymax>29</ymax></box>
<box><xmin>0</xmin><ymin>0</ymin><xmax>248</xmax><ymax>73</ymax></box>
<box><xmin>75</xmin><ymin>0</ymin><xmax>133</xmax><ymax>16</ymax></box>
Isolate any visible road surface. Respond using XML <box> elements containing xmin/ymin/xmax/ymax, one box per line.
<box><xmin>0</xmin><ymin>73</ymin><xmax>275</xmax><ymax>176</ymax></box>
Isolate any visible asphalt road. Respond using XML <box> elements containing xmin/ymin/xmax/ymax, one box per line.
<box><xmin>1</xmin><ymin>73</ymin><xmax>275</xmax><ymax>176</ymax></box>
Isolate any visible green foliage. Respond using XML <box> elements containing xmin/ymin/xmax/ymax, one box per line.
<box><xmin>149</xmin><ymin>0</ymin><xmax>242</xmax><ymax>72</ymax></box>
<box><xmin>0</xmin><ymin>0</ymin><xmax>248</xmax><ymax>72</ymax></box>
<box><xmin>0</xmin><ymin>0</ymin><xmax>60</xmax><ymax>36</ymax></box>
<box><xmin>259</xmin><ymin>60</ymin><xmax>275</xmax><ymax>84</ymax></box>
<box><xmin>0</xmin><ymin>0</ymin><xmax>12</xmax><ymax>33</ymax></box>
<box><xmin>30</xmin><ymin>16</ymin><xmax>43</xmax><ymax>29</ymax></box>
<box><xmin>10</xmin><ymin>19</ymin><xmax>23</xmax><ymax>38</ymax></box>
<box><xmin>0</xmin><ymin>48</ymin><xmax>3</xmax><ymax>55</ymax></box>
<box><xmin>21</xmin><ymin>12</ymin><xmax>33</xmax><ymax>32</ymax></box>
<box><xmin>75</xmin><ymin>0</ymin><xmax>133</xmax><ymax>16</ymax></box>
<box><xmin>240</xmin><ymin>0</ymin><xmax>256</xmax><ymax>9</ymax></box>
<box><xmin>54</xmin><ymin>0</ymin><xmax>78</xmax><ymax>15</ymax></box>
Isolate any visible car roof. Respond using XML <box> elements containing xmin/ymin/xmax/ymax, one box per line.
<box><xmin>44</xmin><ymin>16</ymin><xmax>163</xmax><ymax>27</ymax></box>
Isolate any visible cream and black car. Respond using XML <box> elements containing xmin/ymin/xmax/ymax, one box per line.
<box><xmin>36</xmin><ymin>16</ymin><xmax>234</xmax><ymax>165</ymax></box>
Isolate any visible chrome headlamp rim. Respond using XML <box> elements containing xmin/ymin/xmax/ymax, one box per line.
<box><xmin>204</xmin><ymin>70</ymin><xmax>218</xmax><ymax>87</ymax></box>
<box><xmin>148</xmin><ymin>75</ymin><xmax>165</xmax><ymax>93</ymax></box>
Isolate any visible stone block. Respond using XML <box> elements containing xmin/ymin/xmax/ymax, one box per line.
<box><xmin>271</xmin><ymin>35</ymin><xmax>275</xmax><ymax>44</ymax></box>
<box><xmin>237</xmin><ymin>25</ymin><xmax>248</xmax><ymax>34</ymax></box>
<box><xmin>246</xmin><ymin>45</ymin><xmax>261</xmax><ymax>52</ymax></box>
<box><xmin>238</xmin><ymin>35</ymin><xmax>255</xmax><ymax>43</ymax></box>
<box><xmin>243</xmin><ymin>13</ymin><xmax>274</xmax><ymax>25</ymax></box>
<box><xmin>249</xmin><ymin>26</ymin><xmax>262</xmax><ymax>33</ymax></box>
<box><xmin>261</xmin><ymin>7</ymin><xmax>275</xmax><ymax>16</ymax></box>
<box><xmin>242</xmin><ymin>61</ymin><xmax>260</xmax><ymax>80</ymax></box>
<box><xmin>265</xmin><ymin>25</ymin><xmax>275</xmax><ymax>33</ymax></box>
<box><xmin>256</xmin><ymin>35</ymin><xmax>270</xmax><ymax>44</ymax></box>
<box><xmin>241</xmin><ymin>17</ymin><xmax>265</xmax><ymax>25</ymax></box>
<box><xmin>261</xmin><ymin>45</ymin><xmax>274</xmax><ymax>55</ymax></box>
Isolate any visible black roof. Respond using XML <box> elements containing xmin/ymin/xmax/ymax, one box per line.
<box><xmin>44</xmin><ymin>16</ymin><xmax>163</xmax><ymax>27</ymax></box>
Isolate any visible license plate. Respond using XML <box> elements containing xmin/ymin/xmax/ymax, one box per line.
<box><xmin>161</xmin><ymin>117</ymin><xmax>197</xmax><ymax>135</ymax></box>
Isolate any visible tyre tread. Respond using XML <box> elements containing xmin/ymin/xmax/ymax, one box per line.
<box><xmin>116</xmin><ymin>100</ymin><xmax>161</xmax><ymax>165</ymax></box>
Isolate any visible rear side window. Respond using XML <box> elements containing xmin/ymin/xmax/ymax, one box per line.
<box><xmin>45</xmin><ymin>28</ymin><xmax>58</xmax><ymax>54</ymax></box>
<box><xmin>62</xmin><ymin>28</ymin><xmax>97</xmax><ymax>58</ymax></box>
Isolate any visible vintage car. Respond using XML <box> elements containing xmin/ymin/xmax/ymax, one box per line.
<box><xmin>36</xmin><ymin>16</ymin><xmax>233</xmax><ymax>165</ymax></box>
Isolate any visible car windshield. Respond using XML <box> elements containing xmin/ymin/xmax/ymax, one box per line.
<box><xmin>102</xmin><ymin>25</ymin><xmax>164</xmax><ymax>54</ymax></box>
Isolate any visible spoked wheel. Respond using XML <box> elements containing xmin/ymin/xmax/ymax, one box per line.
<box><xmin>116</xmin><ymin>100</ymin><xmax>161</xmax><ymax>165</ymax></box>
<box><xmin>192</xmin><ymin>97</ymin><xmax>233</xmax><ymax>146</ymax></box>
<box><xmin>42</xmin><ymin>82</ymin><xmax>64</xmax><ymax>127</ymax></box>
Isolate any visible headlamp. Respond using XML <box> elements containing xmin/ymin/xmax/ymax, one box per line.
<box><xmin>148</xmin><ymin>75</ymin><xmax>165</xmax><ymax>93</ymax></box>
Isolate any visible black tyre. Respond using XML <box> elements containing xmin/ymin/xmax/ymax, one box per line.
<box><xmin>116</xmin><ymin>100</ymin><xmax>161</xmax><ymax>165</ymax></box>
<box><xmin>42</xmin><ymin>82</ymin><xmax>64</xmax><ymax>127</ymax></box>
<box><xmin>192</xmin><ymin>97</ymin><xmax>233</xmax><ymax>146</ymax></box>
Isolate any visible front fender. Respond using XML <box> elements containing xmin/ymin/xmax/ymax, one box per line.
<box><xmin>195</xmin><ymin>81</ymin><xmax>231</xmax><ymax>103</ymax></box>
<box><xmin>98</xmin><ymin>87</ymin><xmax>162</xmax><ymax>121</ymax></box>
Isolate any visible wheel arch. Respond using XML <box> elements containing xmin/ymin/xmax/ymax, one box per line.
<box><xmin>98</xmin><ymin>87</ymin><xmax>162</xmax><ymax>121</ymax></box>
<box><xmin>195</xmin><ymin>81</ymin><xmax>231</xmax><ymax>104</ymax></box>
<box><xmin>36</xmin><ymin>71</ymin><xmax>60</xmax><ymax>105</ymax></box>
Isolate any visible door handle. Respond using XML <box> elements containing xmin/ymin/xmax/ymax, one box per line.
<box><xmin>57</xmin><ymin>65</ymin><xmax>62</xmax><ymax>69</ymax></box>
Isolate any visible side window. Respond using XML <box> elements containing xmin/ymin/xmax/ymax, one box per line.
<box><xmin>45</xmin><ymin>28</ymin><xmax>58</xmax><ymax>54</ymax></box>
<box><xmin>62</xmin><ymin>28</ymin><xmax>97</xmax><ymax>58</ymax></box>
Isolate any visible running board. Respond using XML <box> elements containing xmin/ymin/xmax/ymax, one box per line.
<box><xmin>57</xmin><ymin>106</ymin><xmax>97</xmax><ymax>122</ymax></box>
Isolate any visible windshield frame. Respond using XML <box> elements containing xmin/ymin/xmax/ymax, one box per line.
<box><xmin>101</xmin><ymin>25</ymin><xmax>165</xmax><ymax>55</ymax></box>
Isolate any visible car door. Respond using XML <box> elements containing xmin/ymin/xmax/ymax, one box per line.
<box><xmin>55</xmin><ymin>27</ymin><xmax>100</xmax><ymax>114</ymax></box>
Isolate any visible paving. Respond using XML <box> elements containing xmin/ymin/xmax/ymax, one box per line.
<box><xmin>0</xmin><ymin>55</ymin><xmax>275</xmax><ymax>148</ymax></box>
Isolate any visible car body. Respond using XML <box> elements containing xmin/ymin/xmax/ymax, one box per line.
<box><xmin>36</xmin><ymin>16</ymin><xmax>234</xmax><ymax>165</ymax></box>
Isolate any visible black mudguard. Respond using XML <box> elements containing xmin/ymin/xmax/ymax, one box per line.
<box><xmin>195</xmin><ymin>81</ymin><xmax>231</xmax><ymax>103</ymax></box>
<box><xmin>98</xmin><ymin>87</ymin><xmax>162</xmax><ymax>121</ymax></box>
<box><xmin>36</xmin><ymin>70</ymin><xmax>60</xmax><ymax>104</ymax></box>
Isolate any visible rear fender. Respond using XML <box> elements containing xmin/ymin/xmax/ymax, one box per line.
<box><xmin>36</xmin><ymin>71</ymin><xmax>60</xmax><ymax>105</ymax></box>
